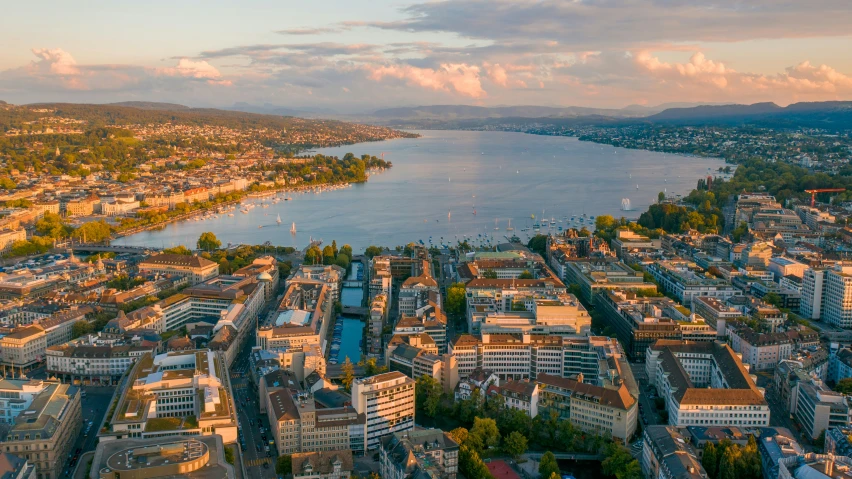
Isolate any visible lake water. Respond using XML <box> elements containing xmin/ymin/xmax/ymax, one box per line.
<box><xmin>115</xmin><ymin>130</ymin><xmax>723</xmax><ymax>252</ymax></box>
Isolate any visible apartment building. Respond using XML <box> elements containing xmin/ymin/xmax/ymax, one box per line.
<box><xmin>537</xmin><ymin>373</ymin><xmax>637</xmax><ymax>442</ymax></box>
<box><xmin>351</xmin><ymin>372</ymin><xmax>415</xmax><ymax>450</ymax></box>
<box><xmin>1</xmin><ymin>382</ymin><xmax>81</xmax><ymax>479</ymax></box>
<box><xmin>64</xmin><ymin>196</ymin><xmax>98</xmax><ymax>217</ymax></box>
<box><xmin>0</xmin><ymin>453</ymin><xmax>34</xmax><ymax>479</ymax></box>
<box><xmin>367</xmin><ymin>294</ymin><xmax>387</xmax><ymax>355</ymax></box>
<box><xmin>34</xmin><ymin>307</ymin><xmax>93</xmax><ymax>348</ymax></box>
<box><xmin>0</xmin><ymin>229</ymin><xmax>26</xmax><ymax>254</ymax></box>
<box><xmin>598</xmin><ymin>290</ymin><xmax>715</xmax><ymax>359</ymax></box>
<box><xmin>793</xmin><ymin>379</ymin><xmax>852</xmax><ymax>440</ymax></box>
<box><xmin>392</xmin><ymin>301</ymin><xmax>448</xmax><ymax>353</ymax></box>
<box><xmin>102</xmin><ymin>350</ymin><xmax>237</xmax><ymax>443</ymax></box>
<box><xmin>291</xmin><ymin>450</ymin><xmax>354</xmax><ymax>479</ymax></box>
<box><xmin>801</xmin><ymin>268</ymin><xmax>827</xmax><ymax>320</ymax></box>
<box><xmin>137</xmin><ymin>253</ymin><xmax>219</xmax><ymax>285</ymax></box>
<box><xmin>470</xmin><ymin>293</ymin><xmax>592</xmax><ymax>337</ymax></box>
<box><xmin>380</xmin><ymin>429</ymin><xmax>458</xmax><ymax>479</ymax></box>
<box><xmin>769</xmin><ymin>256</ymin><xmax>810</xmax><ymax>280</ymax></box>
<box><xmin>0</xmin><ymin>326</ymin><xmax>46</xmax><ymax>369</ymax></box>
<box><xmin>46</xmin><ymin>335</ymin><xmax>153</xmax><ymax>385</ymax></box>
<box><xmin>611</xmin><ymin>229</ymin><xmax>662</xmax><ymax>259</ymax></box>
<box><xmin>368</xmin><ymin>257</ymin><xmax>393</xmax><ymax>308</ymax></box>
<box><xmin>641</xmin><ymin>426</ymin><xmax>706</xmax><ymax>479</ymax></box>
<box><xmin>398</xmin><ymin>274</ymin><xmax>439</xmax><ymax>317</ymax></box>
<box><xmin>725</xmin><ymin>322</ymin><xmax>792</xmax><ymax>371</ymax></box>
<box><xmin>233</xmin><ymin>256</ymin><xmax>280</xmax><ymax>304</ymax></box>
<box><xmin>288</xmin><ymin>265</ymin><xmax>344</xmax><ymax>303</ymax></box>
<box><xmin>647</xmin><ymin>261</ymin><xmax>741</xmax><ymax>306</ymax></box>
<box><xmin>646</xmin><ymin>340</ymin><xmax>770</xmax><ymax>428</ymax></box>
<box><xmin>823</xmin><ymin>265</ymin><xmax>852</xmax><ymax>328</ymax></box>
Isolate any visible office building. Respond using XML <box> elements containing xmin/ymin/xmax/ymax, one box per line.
<box><xmin>90</xmin><ymin>435</ymin><xmax>234</xmax><ymax>479</ymax></box>
<box><xmin>351</xmin><ymin>372</ymin><xmax>415</xmax><ymax>450</ymax></box>
<box><xmin>641</xmin><ymin>426</ymin><xmax>706</xmax><ymax>479</ymax></box>
<box><xmin>0</xmin><ymin>379</ymin><xmax>50</xmax><ymax>425</ymax></box>
<box><xmin>46</xmin><ymin>336</ymin><xmax>154</xmax><ymax>385</ymax></box>
<box><xmin>267</xmin><ymin>389</ymin><xmax>365</xmax><ymax>455</ymax></box>
<box><xmin>792</xmin><ymin>379</ymin><xmax>852</xmax><ymax>440</ymax></box>
<box><xmin>647</xmin><ymin>261</ymin><xmax>741</xmax><ymax>306</ymax></box>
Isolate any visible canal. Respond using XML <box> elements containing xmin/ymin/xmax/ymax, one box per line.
<box><xmin>333</xmin><ymin>262</ymin><xmax>365</xmax><ymax>364</ymax></box>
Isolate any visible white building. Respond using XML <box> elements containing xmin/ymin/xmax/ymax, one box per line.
<box><xmin>351</xmin><ymin>372</ymin><xmax>415</xmax><ymax>450</ymax></box>
<box><xmin>823</xmin><ymin>265</ymin><xmax>852</xmax><ymax>328</ymax></box>
<box><xmin>801</xmin><ymin>268</ymin><xmax>827</xmax><ymax>320</ymax></box>
<box><xmin>0</xmin><ymin>379</ymin><xmax>50</xmax><ymax>424</ymax></box>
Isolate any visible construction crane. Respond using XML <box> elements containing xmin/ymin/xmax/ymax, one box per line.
<box><xmin>805</xmin><ymin>188</ymin><xmax>845</xmax><ymax>207</ymax></box>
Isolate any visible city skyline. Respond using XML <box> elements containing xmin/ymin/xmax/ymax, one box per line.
<box><xmin>1</xmin><ymin>0</ymin><xmax>851</xmax><ymax>111</ymax></box>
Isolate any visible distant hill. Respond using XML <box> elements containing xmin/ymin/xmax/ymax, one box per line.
<box><xmin>226</xmin><ymin>102</ymin><xmax>338</xmax><ymax>118</ymax></box>
<box><xmin>369</xmin><ymin>104</ymin><xmax>659</xmax><ymax>120</ymax></box>
<box><xmin>108</xmin><ymin>101</ymin><xmax>191</xmax><ymax>110</ymax></box>
<box><xmin>646</xmin><ymin>101</ymin><xmax>852</xmax><ymax>130</ymax></box>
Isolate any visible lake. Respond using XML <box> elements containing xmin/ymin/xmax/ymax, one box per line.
<box><xmin>115</xmin><ymin>130</ymin><xmax>724</xmax><ymax>252</ymax></box>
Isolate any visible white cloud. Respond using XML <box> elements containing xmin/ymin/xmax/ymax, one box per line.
<box><xmin>369</xmin><ymin>63</ymin><xmax>486</xmax><ymax>98</ymax></box>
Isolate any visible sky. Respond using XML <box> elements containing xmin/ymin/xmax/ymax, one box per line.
<box><xmin>2</xmin><ymin>0</ymin><xmax>851</xmax><ymax>112</ymax></box>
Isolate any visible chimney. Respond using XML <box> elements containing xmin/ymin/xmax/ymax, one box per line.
<box><xmin>577</xmin><ymin>372</ymin><xmax>584</xmax><ymax>383</ymax></box>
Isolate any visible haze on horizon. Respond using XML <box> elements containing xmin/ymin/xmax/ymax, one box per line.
<box><xmin>2</xmin><ymin>0</ymin><xmax>851</xmax><ymax>112</ymax></box>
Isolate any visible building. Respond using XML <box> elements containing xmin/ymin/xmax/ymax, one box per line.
<box><xmin>598</xmin><ymin>290</ymin><xmax>715</xmax><ymax>359</ymax></box>
<box><xmin>0</xmin><ymin>379</ymin><xmax>50</xmax><ymax>425</ymax></box>
<box><xmin>778</xmin><ymin>453</ymin><xmax>852</xmax><ymax>479</ymax></box>
<box><xmin>0</xmin><ymin>326</ymin><xmax>46</xmax><ymax>370</ymax></box>
<box><xmin>493</xmin><ymin>379</ymin><xmax>539</xmax><ymax>417</ymax></box>
<box><xmin>89</xmin><ymin>435</ymin><xmax>234</xmax><ymax>479</ymax></box>
<box><xmin>826</xmin><ymin>426</ymin><xmax>852</xmax><ymax>457</ymax></box>
<box><xmin>0</xmin><ymin>453</ymin><xmax>34</xmax><ymax>479</ymax></box>
<box><xmin>351</xmin><ymin>372</ymin><xmax>415</xmax><ymax>450</ymax></box>
<box><xmin>823</xmin><ymin>265</ymin><xmax>852</xmax><ymax>328</ymax></box>
<box><xmin>64</xmin><ymin>196</ymin><xmax>97</xmax><ymax>217</ymax></box>
<box><xmin>0</xmin><ymin>229</ymin><xmax>26</xmax><ymax>255</ymax></box>
<box><xmin>801</xmin><ymin>268</ymin><xmax>827</xmax><ymax>320</ymax></box>
<box><xmin>449</xmin><ymin>333</ymin><xmax>627</xmax><ymax>386</ymax></box>
<box><xmin>692</xmin><ymin>296</ymin><xmax>745</xmax><ymax>339</ymax></box>
<box><xmin>611</xmin><ymin>229</ymin><xmax>662</xmax><ymax>258</ymax></box>
<box><xmin>101</xmin><ymin>350</ymin><xmax>237</xmax><ymax>443</ymax></box>
<box><xmin>266</xmin><ymin>388</ymin><xmax>365</xmax><ymax>455</ymax></box>
<box><xmin>1</xmin><ymin>382</ymin><xmax>81</xmax><ymax>479</ymax></box>
<box><xmin>792</xmin><ymin>379</ymin><xmax>852</xmax><ymax>440</ymax></box>
<box><xmin>647</xmin><ymin>261</ymin><xmax>741</xmax><ymax>306</ymax></box>
<box><xmin>470</xmin><ymin>293</ymin><xmax>592</xmax><ymax>337</ymax></box>
<box><xmin>291</xmin><ymin>450</ymin><xmax>353</xmax><ymax>479</ymax></box>
<box><xmin>233</xmin><ymin>256</ymin><xmax>280</xmax><ymax>304</ymax></box>
<box><xmin>646</xmin><ymin>340</ymin><xmax>770</xmax><ymax>428</ymax></box>
<box><xmin>769</xmin><ymin>257</ymin><xmax>810</xmax><ymax>280</ymax></box>
<box><xmin>46</xmin><ymin>335</ymin><xmax>154</xmax><ymax>385</ymax></box>
<box><xmin>398</xmin><ymin>274</ymin><xmax>439</xmax><ymax>318</ymax></box>
<box><xmin>288</xmin><ymin>265</ymin><xmax>344</xmax><ymax>303</ymax></box>
<box><xmin>726</xmin><ymin>322</ymin><xmax>793</xmax><ymax>371</ymax></box>
<box><xmin>641</xmin><ymin>426</ymin><xmax>707</xmax><ymax>479</ymax></box>
<box><xmin>137</xmin><ymin>254</ymin><xmax>219</xmax><ymax>285</ymax></box>
<box><xmin>537</xmin><ymin>373</ymin><xmax>637</xmax><ymax>442</ymax></box>
<box><xmin>561</xmin><ymin>260</ymin><xmax>656</xmax><ymax>304</ymax></box>
<box><xmin>380</xmin><ymin>429</ymin><xmax>458</xmax><ymax>479</ymax></box>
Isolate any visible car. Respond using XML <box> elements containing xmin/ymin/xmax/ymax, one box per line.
<box><xmin>265</xmin><ymin>446</ymin><xmax>270</xmax><ymax>453</ymax></box>
<box><xmin>263</xmin><ymin>462</ymin><xmax>269</xmax><ymax>469</ymax></box>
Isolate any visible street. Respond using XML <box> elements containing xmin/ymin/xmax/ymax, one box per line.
<box><xmin>231</xmin><ymin>336</ymin><xmax>278</xmax><ymax>479</ymax></box>
<box><xmin>628</xmin><ymin>362</ymin><xmax>665</xmax><ymax>428</ymax></box>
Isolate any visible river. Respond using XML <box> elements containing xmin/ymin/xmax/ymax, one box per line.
<box><xmin>115</xmin><ymin>130</ymin><xmax>724</xmax><ymax>252</ymax></box>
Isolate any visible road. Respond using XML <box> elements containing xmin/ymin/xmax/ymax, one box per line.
<box><xmin>628</xmin><ymin>362</ymin><xmax>665</xmax><ymax>427</ymax></box>
<box><xmin>230</xmin><ymin>337</ymin><xmax>278</xmax><ymax>479</ymax></box>
<box><xmin>60</xmin><ymin>386</ymin><xmax>116</xmax><ymax>477</ymax></box>
<box><xmin>754</xmin><ymin>374</ymin><xmax>812</xmax><ymax>451</ymax></box>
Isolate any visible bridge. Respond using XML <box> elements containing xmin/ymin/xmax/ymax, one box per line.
<box><xmin>342</xmin><ymin>280</ymin><xmax>363</xmax><ymax>288</ymax></box>
<box><xmin>66</xmin><ymin>244</ymin><xmax>162</xmax><ymax>254</ymax></box>
<box><xmin>341</xmin><ymin>306</ymin><xmax>368</xmax><ymax>317</ymax></box>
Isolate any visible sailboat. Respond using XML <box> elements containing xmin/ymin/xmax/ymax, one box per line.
<box><xmin>495</xmin><ymin>218</ymin><xmax>500</xmax><ymax>231</ymax></box>
<box><xmin>276</xmin><ymin>214</ymin><xmax>282</xmax><ymax>225</ymax></box>
<box><xmin>290</xmin><ymin>222</ymin><xmax>296</xmax><ymax>234</ymax></box>
<box><xmin>507</xmin><ymin>219</ymin><xmax>514</xmax><ymax>232</ymax></box>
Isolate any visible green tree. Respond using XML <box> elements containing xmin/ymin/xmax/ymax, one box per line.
<box><xmin>835</xmin><ymin>378</ymin><xmax>852</xmax><ymax>395</ymax></box>
<box><xmin>162</xmin><ymin>245</ymin><xmax>192</xmax><ymax>255</ymax></box>
<box><xmin>718</xmin><ymin>448</ymin><xmax>737</xmax><ymax>479</ymax></box>
<box><xmin>197</xmin><ymin>232</ymin><xmax>221</xmax><ymax>251</ymax></box>
<box><xmin>762</xmin><ymin>292</ymin><xmax>782</xmax><ymax>307</ymax></box>
<box><xmin>340</xmin><ymin>244</ymin><xmax>353</xmax><ymax>259</ymax></box>
<box><xmin>595</xmin><ymin>215</ymin><xmax>616</xmax><ymax>231</ymax></box>
<box><xmin>71</xmin><ymin>321</ymin><xmax>93</xmax><ymax>339</ymax></box>
<box><xmin>538</xmin><ymin>451</ymin><xmax>560</xmax><ymax>479</ymax></box>
<box><xmin>518</xmin><ymin>270</ymin><xmax>534</xmax><ymax>279</ymax></box>
<box><xmin>275</xmin><ymin>455</ymin><xmax>292</xmax><ymax>475</ymax></box>
<box><xmin>416</xmin><ymin>375</ymin><xmax>443</xmax><ymax>418</ymax></box>
<box><xmin>702</xmin><ymin>443</ymin><xmax>718</xmax><ymax>478</ymax></box>
<box><xmin>362</xmin><ymin>357</ymin><xmax>387</xmax><ymax>376</ymax></box>
<box><xmin>322</xmin><ymin>245</ymin><xmax>336</xmax><ymax>265</ymax></box>
<box><xmin>527</xmin><ymin>234</ymin><xmax>548</xmax><ymax>256</ymax></box>
<box><xmin>482</xmin><ymin>269</ymin><xmax>498</xmax><ymax>279</ymax></box>
<box><xmin>658</xmin><ymin>191</ymin><xmax>666</xmax><ymax>203</ymax></box>
<box><xmin>446</xmin><ymin>282</ymin><xmax>467</xmax><ymax>317</ymax></box>
<box><xmin>470</xmin><ymin>417</ymin><xmax>500</xmax><ymax>452</ymax></box>
<box><xmin>0</xmin><ymin>177</ymin><xmax>16</xmax><ymax>190</ymax></box>
<box><xmin>35</xmin><ymin>212</ymin><xmax>72</xmax><ymax>239</ymax></box>
<box><xmin>503</xmin><ymin>431</ymin><xmax>528</xmax><ymax>460</ymax></box>
<box><xmin>449</xmin><ymin>427</ymin><xmax>469</xmax><ymax>446</ymax></box>
<box><xmin>72</xmin><ymin>220</ymin><xmax>112</xmax><ymax>243</ymax></box>
<box><xmin>365</xmin><ymin>245</ymin><xmax>383</xmax><ymax>259</ymax></box>
<box><xmin>459</xmin><ymin>445</ymin><xmax>493</xmax><ymax>479</ymax></box>
<box><xmin>341</xmin><ymin>356</ymin><xmax>355</xmax><ymax>392</ymax></box>
<box><xmin>331</xmin><ymin>240</ymin><xmax>338</xmax><ymax>258</ymax></box>
<box><xmin>335</xmin><ymin>253</ymin><xmax>351</xmax><ymax>270</ymax></box>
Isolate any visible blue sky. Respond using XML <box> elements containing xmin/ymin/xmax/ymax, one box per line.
<box><xmin>2</xmin><ymin>1</ymin><xmax>851</xmax><ymax>111</ymax></box>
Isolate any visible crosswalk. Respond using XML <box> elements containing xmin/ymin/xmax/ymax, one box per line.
<box><xmin>246</xmin><ymin>457</ymin><xmax>273</xmax><ymax>467</ymax></box>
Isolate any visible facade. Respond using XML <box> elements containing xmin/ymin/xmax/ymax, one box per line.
<box><xmin>288</xmin><ymin>265</ymin><xmax>344</xmax><ymax>303</ymax></box>
<box><xmin>0</xmin><ymin>229</ymin><xmax>26</xmax><ymax>254</ymax></box>
<box><xmin>823</xmin><ymin>265</ymin><xmax>852</xmax><ymax>328</ymax></box>
<box><xmin>380</xmin><ymin>429</ymin><xmax>458</xmax><ymax>479</ymax></box>
<box><xmin>692</xmin><ymin>296</ymin><xmax>744</xmax><ymax>339</ymax></box>
<box><xmin>46</xmin><ymin>336</ymin><xmax>153</xmax><ymax>385</ymax></box>
<box><xmin>1</xmin><ymin>382</ymin><xmax>81</xmax><ymax>479</ymax></box>
<box><xmin>0</xmin><ymin>326</ymin><xmax>46</xmax><ymax>369</ymax></box>
<box><xmin>561</xmin><ymin>259</ymin><xmax>655</xmax><ymax>304</ymax></box>
<box><xmin>793</xmin><ymin>379</ymin><xmax>852</xmax><ymax>440</ymax></box>
<box><xmin>801</xmin><ymin>268</ymin><xmax>827</xmax><ymax>320</ymax></box>
<box><xmin>398</xmin><ymin>274</ymin><xmax>439</xmax><ymax>317</ymax></box>
<box><xmin>646</xmin><ymin>340</ymin><xmax>770</xmax><ymax>428</ymax></box>
<box><xmin>725</xmin><ymin>322</ymin><xmax>793</xmax><ymax>371</ymax></box>
<box><xmin>351</xmin><ymin>372</ymin><xmax>415</xmax><ymax>450</ymax></box>
<box><xmin>137</xmin><ymin>254</ymin><xmax>219</xmax><ymax>285</ymax></box>
<box><xmin>266</xmin><ymin>388</ymin><xmax>365</xmax><ymax>455</ymax></box>
<box><xmin>0</xmin><ymin>379</ymin><xmax>50</xmax><ymax>425</ymax></box>
<box><xmin>0</xmin><ymin>453</ymin><xmax>34</xmax><ymax>479</ymax></box>
<box><xmin>537</xmin><ymin>373</ymin><xmax>637</xmax><ymax>442</ymax></box>
<box><xmin>494</xmin><ymin>379</ymin><xmax>539</xmax><ymax>417</ymax></box>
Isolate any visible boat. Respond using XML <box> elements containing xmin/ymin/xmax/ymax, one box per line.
<box><xmin>290</xmin><ymin>222</ymin><xmax>296</xmax><ymax>234</ymax></box>
<box><xmin>507</xmin><ymin>219</ymin><xmax>514</xmax><ymax>232</ymax></box>
<box><xmin>277</xmin><ymin>214</ymin><xmax>282</xmax><ymax>225</ymax></box>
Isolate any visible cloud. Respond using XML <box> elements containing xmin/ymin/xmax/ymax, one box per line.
<box><xmin>31</xmin><ymin>48</ymin><xmax>80</xmax><ymax>76</ymax></box>
<box><xmin>369</xmin><ymin>63</ymin><xmax>486</xmax><ymax>98</ymax></box>
<box><xmin>154</xmin><ymin>59</ymin><xmax>226</xmax><ymax>82</ymax></box>
<box><xmin>275</xmin><ymin>26</ymin><xmax>344</xmax><ymax>35</ymax></box>
<box><xmin>483</xmin><ymin>62</ymin><xmax>508</xmax><ymax>87</ymax></box>
<box><xmin>362</xmin><ymin>0</ymin><xmax>852</xmax><ymax>49</ymax></box>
